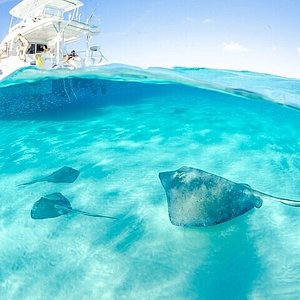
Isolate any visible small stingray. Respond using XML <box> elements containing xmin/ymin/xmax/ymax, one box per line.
<box><xmin>31</xmin><ymin>192</ymin><xmax>118</xmax><ymax>220</ymax></box>
<box><xmin>159</xmin><ymin>166</ymin><xmax>300</xmax><ymax>227</ymax></box>
<box><xmin>18</xmin><ymin>166</ymin><xmax>80</xmax><ymax>186</ymax></box>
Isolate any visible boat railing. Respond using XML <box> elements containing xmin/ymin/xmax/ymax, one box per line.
<box><xmin>42</xmin><ymin>6</ymin><xmax>63</xmax><ymax>19</ymax></box>
<box><xmin>0</xmin><ymin>46</ymin><xmax>18</xmax><ymax>58</ymax></box>
<box><xmin>9</xmin><ymin>20</ymin><xmax>26</xmax><ymax>33</ymax></box>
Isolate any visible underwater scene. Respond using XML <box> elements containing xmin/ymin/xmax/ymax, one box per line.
<box><xmin>0</xmin><ymin>64</ymin><xmax>300</xmax><ymax>300</ymax></box>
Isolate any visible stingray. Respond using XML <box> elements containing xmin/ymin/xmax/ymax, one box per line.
<box><xmin>159</xmin><ymin>166</ymin><xmax>300</xmax><ymax>227</ymax></box>
<box><xmin>31</xmin><ymin>192</ymin><xmax>118</xmax><ymax>220</ymax></box>
<box><xmin>18</xmin><ymin>166</ymin><xmax>80</xmax><ymax>186</ymax></box>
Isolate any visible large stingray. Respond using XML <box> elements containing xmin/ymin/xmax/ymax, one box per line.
<box><xmin>159</xmin><ymin>166</ymin><xmax>300</xmax><ymax>227</ymax></box>
<box><xmin>18</xmin><ymin>166</ymin><xmax>80</xmax><ymax>186</ymax></box>
<box><xmin>31</xmin><ymin>192</ymin><xmax>118</xmax><ymax>220</ymax></box>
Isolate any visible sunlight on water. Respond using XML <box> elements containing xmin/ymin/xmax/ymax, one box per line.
<box><xmin>0</xmin><ymin>65</ymin><xmax>300</xmax><ymax>299</ymax></box>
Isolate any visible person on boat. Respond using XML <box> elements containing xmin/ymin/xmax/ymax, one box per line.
<box><xmin>33</xmin><ymin>45</ymin><xmax>52</xmax><ymax>68</ymax></box>
<box><xmin>41</xmin><ymin>44</ymin><xmax>53</xmax><ymax>68</ymax></box>
<box><xmin>42</xmin><ymin>45</ymin><xmax>49</xmax><ymax>53</ymax></box>
<box><xmin>65</xmin><ymin>49</ymin><xmax>77</xmax><ymax>62</ymax></box>
<box><xmin>35</xmin><ymin>53</ymin><xmax>44</xmax><ymax>67</ymax></box>
<box><xmin>15</xmin><ymin>33</ymin><xmax>30</xmax><ymax>62</ymax></box>
<box><xmin>42</xmin><ymin>44</ymin><xmax>52</xmax><ymax>59</ymax></box>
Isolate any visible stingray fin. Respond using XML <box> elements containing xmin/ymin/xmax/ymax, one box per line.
<box><xmin>254</xmin><ymin>190</ymin><xmax>300</xmax><ymax>207</ymax></box>
<box><xmin>239</xmin><ymin>183</ymin><xmax>252</xmax><ymax>189</ymax></box>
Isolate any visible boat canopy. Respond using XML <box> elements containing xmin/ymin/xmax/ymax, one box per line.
<box><xmin>9</xmin><ymin>0</ymin><xmax>83</xmax><ymax>19</ymax></box>
<box><xmin>21</xmin><ymin>19</ymin><xmax>99</xmax><ymax>44</ymax></box>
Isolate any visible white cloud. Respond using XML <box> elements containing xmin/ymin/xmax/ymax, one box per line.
<box><xmin>223</xmin><ymin>42</ymin><xmax>249</xmax><ymax>53</ymax></box>
<box><xmin>202</xmin><ymin>18</ymin><xmax>213</xmax><ymax>24</ymax></box>
<box><xmin>297</xmin><ymin>46</ymin><xmax>300</xmax><ymax>53</ymax></box>
<box><xmin>272</xmin><ymin>46</ymin><xmax>277</xmax><ymax>51</ymax></box>
<box><xmin>185</xmin><ymin>17</ymin><xmax>193</xmax><ymax>22</ymax></box>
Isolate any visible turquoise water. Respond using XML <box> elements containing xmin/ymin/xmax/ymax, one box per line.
<box><xmin>0</xmin><ymin>65</ymin><xmax>300</xmax><ymax>299</ymax></box>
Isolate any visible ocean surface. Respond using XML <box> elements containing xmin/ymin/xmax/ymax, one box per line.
<box><xmin>0</xmin><ymin>64</ymin><xmax>300</xmax><ymax>300</ymax></box>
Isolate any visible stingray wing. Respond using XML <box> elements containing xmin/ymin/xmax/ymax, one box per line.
<box><xmin>31</xmin><ymin>193</ymin><xmax>72</xmax><ymax>219</ymax></box>
<box><xmin>159</xmin><ymin>166</ymin><xmax>260</xmax><ymax>227</ymax></box>
<box><xmin>45</xmin><ymin>166</ymin><xmax>80</xmax><ymax>183</ymax></box>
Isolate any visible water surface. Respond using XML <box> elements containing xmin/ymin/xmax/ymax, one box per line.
<box><xmin>0</xmin><ymin>65</ymin><xmax>300</xmax><ymax>300</ymax></box>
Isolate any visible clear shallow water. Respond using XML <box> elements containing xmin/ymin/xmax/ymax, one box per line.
<box><xmin>0</xmin><ymin>65</ymin><xmax>300</xmax><ymax>299</ymax></box>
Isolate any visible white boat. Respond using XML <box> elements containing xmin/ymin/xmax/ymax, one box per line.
<box><xmin>0</xmin><ymin>0</ymin><xmax>106</xmax><ymax>80</ymax></box>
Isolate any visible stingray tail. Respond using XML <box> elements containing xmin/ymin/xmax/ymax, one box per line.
<box><xmin>71</xmin><ymin>208</ymin><xmax>119</xmax><ymax>220</ymax></box>
<box><xmin>17</xmin><ymin>179</ymin><xmax>41</xmax><ymax>187</ymax></box>
<box><xmin>254</xmin><ymin>190</ymin><xmax>300</xmax><ymax>207</ymax></box>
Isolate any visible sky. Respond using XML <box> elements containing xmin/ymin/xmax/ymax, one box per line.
<box><xmin>1</xmin><ymin>0</ymin><xmax>300</xmax><ymax>78</ymax></box>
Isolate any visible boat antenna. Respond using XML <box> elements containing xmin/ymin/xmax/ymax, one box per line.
<box><xmin>87</xmin><ymin>9</ymin><xmax>96</xmax><ymax>24</ymax></box>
